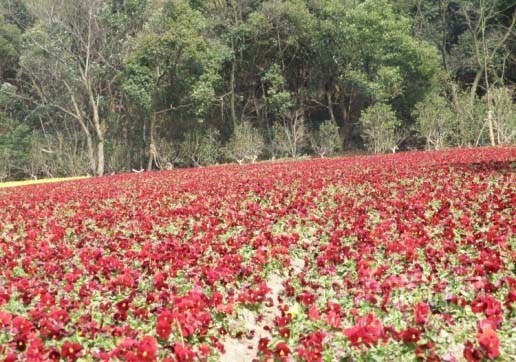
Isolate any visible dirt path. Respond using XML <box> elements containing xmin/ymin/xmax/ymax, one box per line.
<box><xmin>222</xmin><ymin>258</ymin><xmax>305</xmax><ymax>361</ymax></box>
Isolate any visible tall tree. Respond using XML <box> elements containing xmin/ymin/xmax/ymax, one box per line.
<box><xmin>458</xmin><ymin>0</ymin><xmax>515</xmax><ymax>145</ymax></box>
<box><xmin>123</xmin><ymin>0</ymin><xmax>229</xmax><ymax>170</ymax></box>
<box><xmin>12</xmin><ymin>0</ymin><xmax>124</xmax><ymax>175</ymax></box>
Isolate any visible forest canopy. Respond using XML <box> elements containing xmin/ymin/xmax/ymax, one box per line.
<box><xmin>0</xmin><ymin>0</ymin><xmax>514</xmax><ymax>179</ymax></box>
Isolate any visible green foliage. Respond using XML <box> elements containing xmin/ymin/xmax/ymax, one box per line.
<box><xmin>0</xmin><ymin>114</ymin><xmax>30</xmax><ymax>179</ymax></box>
<box><xmin>0</xmin><ymin>21</ymin><xmax>21</xmax><ymax>81</ymax></box>
<box><xmin>0</xmin><ymin>0</ymin><xmax>34</xmax><ymax>30</ymax></box>
<box><xmin>271</xmin><ymin>113</ymin><xmax>307</xmax><ymax>158</ymax></box>
<box><xmin>413</xmin><ymin>93</ymin><xmax>455</xmax><ymax>150</ymax></box>
<box><xmin>0</xmin><ymin>0</ymin><xmax>514</xmax><ymax>180</ymax></box>
<box><xmin>122</xmin><ymin>63</ymin><xmax>154</xmax><ymax>111</ymax></box>
<box><xmin>27</xmin><ymin>131</ymin><xmax>91</xmax><ymax>178</ymax></box>
<box><xmin>310</xmin><ymin>120</ymin><xmax>342</xmax><ymax>157</ymax></box>
<box><xmin>321</xmin><ymin>0</ymin><xmax>440</xmax><ymax>104</ymax></box>
<box><xmin>224</xmin><ymin>121</ymin><xmax>264</xmax><ymax>164</ymax></box>
<box><xmin>105</xmin><ymin>0</ymin><xmax>149</xmax><ymax>32</ymax></box>
<box><xmin>450</xmin><ymin>91</ymin><xmax>485</xmax><ymax>147</ymax></box>
<box><xmin>180</xmin><ymin>128</ymin><xmax>221</xmax><ymax>167</ymax></box>
<box><xmin>486</xmin><ymin>87</ymin><xmax>516</xmax><ymax>145</ymax></box>
<box><xmin>262</xmin><ymin>64</ymin><xmax>292</xmax><ymax>116</ymax></box>
<box><xmin>359</xmin><ymin>103</ymin><xmax>401</xmax><ymax>154</ymax></box>
<box><xmin>124</xmin><ymin>0</ymin><xmax>229</xmax><ymax>117</ymax></box>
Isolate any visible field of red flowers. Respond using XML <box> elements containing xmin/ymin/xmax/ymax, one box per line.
<box><xmin>0</xmin><ymin>147</ymin><xmax>515</xmax><ymax>361</ymax></box>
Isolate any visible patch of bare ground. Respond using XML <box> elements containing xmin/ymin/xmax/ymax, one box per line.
<box><xmin>221</xmin><ymin>257</ymin><xmax>305</xmax><ymax>362</ymax></box>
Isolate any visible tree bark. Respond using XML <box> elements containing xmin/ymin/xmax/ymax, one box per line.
<box><xmin>469</xmin><ymin>68</ymin><xmax>483</xmax><ymax>104</ymax></box>
<box><xmin>84</xmin><ymin>127</ymin><xmax>97</xmax><ymax>175</ymax></box>
<box><xmin>147</xmin><ymin>113</ymin><xmax>156</xmax><ymax>171</ymax></box>
<box><xmin>63</xmin><ymin>80</ymin><xmax>97</xmax><ymax>175</ymax></box>
<box><xmin>481</xmin><ymin>9</ymin><xmax>496</xmax><ymax>147</ymax></box>
<box><xmin>327</xmin><ymin>91</ymin><xmax>336</xmax><ymax>124</ymax></box>
<box><xmin>97</xmin><ymin>138</ymin><xmax>104</xmax><ymax>176</ymax></box>
<box><xmin>230</xmin><ymin>39</ymin><xmax>238</xmax><ymax>128</ymax></box>
<box><xmin>439</xmin><ymin>0</ymin><xmax>449</xmax><ymax>72</ymax></box>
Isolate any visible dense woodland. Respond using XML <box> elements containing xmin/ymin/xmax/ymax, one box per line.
<box><xmin>0</xmin><ymin>0</ymin><xmax>514</xmax><ymax>180</ymax></box>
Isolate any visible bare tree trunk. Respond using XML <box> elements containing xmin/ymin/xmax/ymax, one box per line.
<box><xmin>480</xmin><ymin>6</ymin><xmax>496</xmax><ymax>146</ymax></box>
<box><xmin>82</xmin><ymin>73</ymin><xmax>105</xmax><ymax>176</ymax></box>
<box><xmin>469</xmin><ymin>68</ymin><xmax>483</xmax><ymax>104</ymax></box>
<box><xmin>91</xmin><ymin>101</ymin><xmax>105</xmax><ymax>176</ymax></box>
<box><xmin>84</xmin><ymin>127</ymin><xmax>96</xmax><ymax>174</ymax></box>
<box><xmin>438</xmin><ymin>0</ymin><xmax>450</xmax><ymax>72</ymax></box>
<box><xmin>486</xmin><ymin>110</ymin><xmax>496</xmax><ymax>146</ymax></box>
<box><xmin>230</xmin><ymin>39</ymin><xmax>238</xmax><ymax>128</ymax></box>
<box><xmin>147</xmin><ymin>113</ymin><xmax>156</xmax><ymax>171</ymax></box>
<box><xmin>82</xmin><ymin>4</ymin><xmax>106</xmax><ymax>176</ymax></box>
<box><xmin>63</xmin><ymin>81</ymin><xmax>97</xmax><ymax>175</ymax></box>
<box><xmin>327</xmin><ymin>92</ymin><xmax>336</xmax><ymax>124</ymax></box>
<box><xmin>97</xmin><ymin>138</ymin><xmax>104</xmax><ymax>176</ymax></box>
<box><xmin>463</xmin><ymin>0</ymin><xmax>516</xmax><ymax>146</ymax></box>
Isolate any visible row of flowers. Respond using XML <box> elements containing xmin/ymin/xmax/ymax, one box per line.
<box><xmin>0</xmin><ymin>147</ymin><xmax>514</xmax><ymax>361</ymax></box>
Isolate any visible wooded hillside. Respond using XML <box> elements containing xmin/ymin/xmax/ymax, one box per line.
<box><xmin>0</xmin><ymin>0</ymin><xmax>514</xmax><ymax>179</ymax></box>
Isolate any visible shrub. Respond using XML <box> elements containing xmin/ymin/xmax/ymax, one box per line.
<box><xmin>27</xmin><ymin>131</ymin><xmax>91</xmax><ymax>178</ymax></box>
<box><xmin>271</xmin><ymin>111</ymin><xmax>307</xmax><ymax>158</ymax></box>
<box><xmin>413</xmin><ymin>93</ymin><xmax>455</xmax><ymax>150</ymax></box>
<box><xmin>309</xmin><ymin>120</ymin><xmax>342</xmax><ymax>157</ymax></box>
<box><xmin>0</xmin><ymin>114</ymin><xmax>31</xmax><ymax>180</ymax></box>
<box><xmin>224</xmin><ymin>121</ymin><xmax>264</xmax><ymax>164</ymax></box>
<box><xmin>486</xmin><ymin>87</ymin><xmax>515</xmax><ymax>145</ymax></box>
<box><xmin>449</xmin><ymin>90</ymin><xmax>485</xmax><ymax>147</ymax></box>
<box><xmin>359</xmin><ymin>103</ymin><xmax>401</xmax><ymax>154</ymax></box>
<box><xmin>180</xmin><ymin>128</ymin><xmax>221</xmax><ymax>167</ymax></box>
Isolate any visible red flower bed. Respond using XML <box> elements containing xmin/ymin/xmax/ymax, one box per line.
<box><xmin>0</xmin><ymin>147</ymin><xmax>514</xmax><ymax>361</ymax></box>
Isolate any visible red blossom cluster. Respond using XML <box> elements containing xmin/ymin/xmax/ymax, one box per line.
<box><xmin>0</xmin><ymin>147</ymin><xmax>514</xmax><ymax>361</ymax></box>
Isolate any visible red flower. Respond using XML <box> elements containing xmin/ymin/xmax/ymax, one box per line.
<box><xmin>308</xmin><ymin>306</ymin><xmax>321</xmax><ymax>321</ymax></box>
<box><xmin>477</xmin><ymin>326</ymin><xmax>500</xmax><ymax>359</ymax></box>
<box><xmin>297</xmin><ymin>331</ymin><xmax>325</xmax><ymax>361</ymax></box>
<box><xmin>4</xmin><ymin>352</ymin><xmax>18</xmax><ymax>362</ymax></box>
<box><xmin>0</xmin><ymin>311</ymin><xmax>12</xmax><ymax>328</ymax></box>
<box><xmin>297</xmin><ymin>292</ymin><xmax>316</xmax><ymax>306</ymax></box>
<box><xmin>115</xmin><ymin>298</ymin><xmax>131</xmax><ymax>313</ymax></box>
<box><xmin>275</xmin><ymin>342</ymin><xmax>291</xmax><ymax>358</ymax></box>
<box><xmin>399</xmin><ymin>327</ymin><xmax>422</xmax><ymax>344</ymax></box>
<box><xmin>343</xmin><ymin>313</ymin><xmax>384</xmax><ymax>347</ymax></box>
<box><xmin>414</xmin><ymin>302</ymin><xmax>430</xmax><ymax>325</ymax></box>
<box><xmin>198</xmin><ymin>344</ymin><xmax>211</xmax><ymax>356</ymax></box>
<box><xmin>279</xmin><ymin>327</ymin><xmax>291</xmax><ymax>339</ymax></box>
<box><xmin>61</xmin><ymin>341</ymin><xmax>82</xmax><ymax>361</ymax></box>
<box><xmin>153</xmin><ymin>272</ymin><xmax>168</xmax><ymax>291</ymax></box>
<box><xmin>326</xmin><ymin>310</ymin><xmax>341</xmax><ymax>328</ymax></box>
<box><xmin>27</xmin><ymin>338</ymin><xmax>46</xmax><ymax>361</ymax></box>
<box><xmin>12</xmin><ymin>316</ymin><xmax>32</xmax><ymax>337</ymax></box>
<box><xmin>173</xmin><ymin>343</ymin><xmax>195</xmax><ymax>362</ymax></box>
<box><xmin>137</xmin><ymin>336</ymin><xmax>157</xmax><ymax>361</ymax></box>
<box><xmin>156</xmin><ymin>319</ymin><xmax>172</xmax><ymax>340</ymax></box>
<box><xmin>48</xmin><ymin>347</ymin><xmax>61</xmax><ymax>361</ymax></box>
<box><xmin>258</xmin><ymin>337</ymin><xmax>270</xmax><ymax>353</ymax></box>
<box><xmin>463</xmin><ymin>341</ymin><xmax>484</xmax><ymax>362</ymax></box>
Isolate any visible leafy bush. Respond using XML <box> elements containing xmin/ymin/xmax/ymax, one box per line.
<box><xmin>180</xmin><ymin>128</ymin><xmax>221</xmax><ymax>167</ymax></box>
<box><xmin>309</xmin><ymin>120</ymin><xmax>342</xmax><ymax>157</ymax></box>
<box><xmin>0</xmin><ymin>114</ymin><xmax>31</xmax><ymax>180</ymax></box>
<box><xmin>485</xmin><ymin>87</ymin><xmax>515</xmax><ymax>145</ymax></box>
<box><xmin>449</xmin><ymin>91</ymin><xmax>485</xmax><ymax>147</ymax></box>
<box><xmin>27</xmin><ymin>131</ymin><xmax>91</xmax><ymax>178</ymax></box>
<box><xmin>359</xmin><ymin>103</ymin><xmax>401</xmax><ymax>154</ymax></box>
<box><xmin>271</xmin><ymin>111</ymin><xmax>307</xmax><ymax>158</ymax></box>
<box><xmin>413</xmin><ymin>93</ymin><xmax>455</xmax><ymax>150</ymax></box>
<box><xmin>224</xmin><ymin>121</ymin><xmax>264</xmax><ymax>164</ymax></box>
